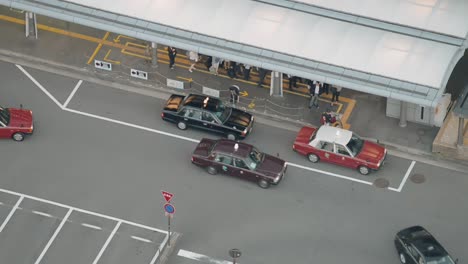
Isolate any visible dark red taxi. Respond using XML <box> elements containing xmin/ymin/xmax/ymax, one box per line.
<box><xmin>192</xmin><ymin>138</ymin><xmax>287</xmax><ymax>188</ymax></box>
<box><xmin>0</xmin><ymin>105</ymin><xmax>34</xmax><ymax>141</ymax></box>
<box><xmin>293</xmin><ymin>126</ymin><xmax>386</xmax><ymax>175</ymax></box>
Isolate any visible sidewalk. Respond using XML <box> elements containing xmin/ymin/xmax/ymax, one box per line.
<box><xmin>1</xmin><ymin>8</ymin><xmax>467</xmax><ymax>168</ymax></box>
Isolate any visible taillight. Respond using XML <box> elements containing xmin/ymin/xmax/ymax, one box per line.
<box><xmin>161</xmin><ymin>113</ymin><xmax>164</xmax><ymax>118</ymax></box>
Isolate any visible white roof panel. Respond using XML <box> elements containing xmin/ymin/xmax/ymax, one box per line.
<box><xmin>66</xmin><ymin>0</ymin><xmax>459</xmax><ymax>88</ymax></box>
<box><xmin>294</xmin><ymin>0</ymin><xmax>468</xmax><ymax>38</ymax></box>
<box><xmin>315</xmin><ymin>126</ymin><xmax>352</xmax><ymax>146</ymax></box>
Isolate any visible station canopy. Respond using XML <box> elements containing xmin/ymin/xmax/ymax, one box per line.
<box><xmin>2</xmin><ymin>0</ymin><xmax>466</xmax><ymax>107</ymax></box>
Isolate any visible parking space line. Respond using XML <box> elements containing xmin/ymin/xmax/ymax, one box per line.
<box><xmin>63</xmin><ymin>80</ymin><xmax>82</xmax><ymax>108</ymax></box>
<box><xmin>396</xmin><ymin>161</ymin><xmax>416</xmax><ymax>192</ymax></box>
<box><xmin>32</xmin><ymin>210</ymin><xmax>53</xmax><ymax>218</ymax></box>
<box><xmin>287</xmin><ymin>162</ymin><xmax>374</xmax><ymax>186</ymax></box>
<box><xmin>16</xmin><ymin>65</ymin><xmax>63</xmax><ymax>109</ymax></box>
<box><xmin>178</xmin><ymin>249</ymin><xmax>232</xmax><ymax>264</ymax></box>
<box><xmin>34</xmin><ymin>208</ymin><xmax>73</xmax><ymax>264</ymax></box>
<box><xmin>0</xmin><ymin>188</ymin><xmax>167</xmax><ymax>234</ymax></box>
<box><xmin>19</xmin><ymin>65</ymin><xmax>402</xmax><ymax>193</ymax></box>
<box><xmin>81</xmin><ymin>223</ymin><xmax>102</xmax><ymax>230</ymax></box>
<box><xmin>63</xmin><ymin>107</ymin><xmax>200</xmax><ymax>143</ymax></box>
<box><xmin>149</xmin><ymin>235</ymin><xmax>169</xmax><ymax>264</ymax></box>
<box><xmin>92</xmin><ymin>221</ymin><xmax>121</xmax><ymax>264</ymax></box>
<box><xmin>0</xmin><ymin>195</ymin><xmax>24</xmax><ymax>233</ymax></box>
<box><xmin>131</xmin><ymin>235</ymin><xmax>152</xmax><ymax>243</ymax></box>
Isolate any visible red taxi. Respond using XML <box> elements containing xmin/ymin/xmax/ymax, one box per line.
<box><xmin>0</xmin><ymin>105</ymin><xmax>34</xmax><ymax>141</ymax></box>
<box><xmin>293</xmin><ymin>126</ymin><xmax>386</xmax><ymax>175</ymax></box>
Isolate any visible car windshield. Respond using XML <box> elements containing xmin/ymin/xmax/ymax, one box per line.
<box><xmin>245</xmin><ymin>148</ymin><xmax>264</xmax><ymax>170</ymax></box>
<box><xmin>346</xmin><ymin>133</ymin><xmax>364</xmax><ymax>156</ymax></box>
<box><xmin>426</xmin><ymin>255</ymin><xmax>456</xmax><ymax>264</ymax></box>
<box><xmin>214</xmin><ymin>102</ymin><xmax>231</xmax><ymax>123</ymax></box>
<box><xmin>0</xmin><ymin>107</ymin><xmax>10</xmax><ymax>125</ymax></box>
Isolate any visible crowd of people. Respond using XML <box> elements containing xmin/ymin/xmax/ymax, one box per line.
<box><xmin>167</xmin><ymin>47</ymin><xmax>343</xmax><ymax>109</ymax></box>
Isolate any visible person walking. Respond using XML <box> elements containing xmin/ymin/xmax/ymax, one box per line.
<box><xmin>322</xmin><ymin>82</ymin><xmax>330</xmax><ymax>95</ymax></box>
<box><xmin>243</xmin><ymin>64</ymin><xmax>251</xmax><ymax>80</ymax></box>
<box><xmin>309</xmin><ymin>81</ymin><xmax>321</xmax><ymax>109</ymax></box>
<box><xmin>167</xmin><ymin>46</ymin><xmax>177</xmax><ymax>69</ymax></box>
<box><xmin>288</xmin><ymin>75</ymin><xmax>298</xmax><ymax>90</ymax></box>
<box><xmin>331</xmin><ymin>85</ymin><xmax>342</xmax><ymax>105</ymax></box>
<box><xmin>210</xmin><ymin>56</ymin><xmax>222</xmax><ymax>75</ymax></box>
<box><xmin>188</xmin><ymin>50</ymin><xmax>199</xmax><ymax>72</ymax></box>
<box><xmin>257</xmin><ymin>67</ymin><xmax>268</xmax><ymax>86</ymax></box>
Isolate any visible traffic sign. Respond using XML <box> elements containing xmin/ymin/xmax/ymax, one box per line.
<box><xmin>164</xmin><ymin>203</ymin><xmax>175</xmax><ymax>214</ymax></box>
<box><xmin>161</xmin><ymin>190</ymin><xmax>174</xmax><ymax>202</ymax></box>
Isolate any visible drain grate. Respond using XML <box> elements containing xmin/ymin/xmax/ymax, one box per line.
<box><xmin>410</xmin><ymin>174</ymin><xmax>425</xmax><ymax>184</ymax></box>
<box><xmin>373</xmin><ymin>178</ymin><xmax>389</xmax><ymax>188</ymax></box>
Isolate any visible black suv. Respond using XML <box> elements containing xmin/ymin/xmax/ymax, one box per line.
<box><xmin>161</xmin><ymin>94</ymin><xmax>254</xmax><ymax>140</ymax></box>
<box><xmin>395</xmin><ymin>226</ymin><xmax>457</xmax><ymax>264</ymax></box>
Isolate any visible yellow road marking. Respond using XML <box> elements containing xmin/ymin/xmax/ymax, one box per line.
<box><xmin>239</xmin><ymin>91</ymin><xmax>248</xmax><ymax>97</ymax></box>
<box><xmin>87</xmin><ymin>31</ymin><xmax>110</xmax><ymax>64</ymax></box>
<box><xmin>0</xmin><ymin>14</ymin><xmax>356</xmax><ymax>128</ymax></box>
<box><xmin>113</xmin><ymin>34</ymin><xmax>135</xmax><ymax>43</ymax></box>
<box><xmin>177</xmin><ymin>77</ymin><xmax>193</xmax><ymax>82</ymax></box>
<box><xmin>103</xmin><ymin>49</ymin><xmax>121</xmax><ymax>65</ymax></box>
<box><xmin>121</xmin><ymin>42</ymin><xmax>151</xmax><ymax>59</ymax></box>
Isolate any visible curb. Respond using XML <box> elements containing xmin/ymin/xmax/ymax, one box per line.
<box><xmin>1</xmin><ymin>49</ymin><xmax>468</xmax><ymax>169</ymax></box>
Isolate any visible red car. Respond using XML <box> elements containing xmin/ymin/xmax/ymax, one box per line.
<box><xmin>0</xmin><ymin>105</ymin><xmax>34</xmax><ymax>141</ymax></box>
<box><xmin>192</xmin><ymin>138</ymin><xmax>287</xmax><ymax>188</ymax></box>
<box><xmin>293</xmin><ymin>126</ymin><xmax>386</xmax><ymax>175</ymax></box>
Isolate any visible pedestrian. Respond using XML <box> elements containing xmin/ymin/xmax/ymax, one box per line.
<box><xmin>243</xmin><ymin>64</ymin><xmax>251</xmax><ymax>80</ymax></box>
<box><xmin>210</xmin><ymin>56</ymin><xmax>222</xmax><ymax>75</ymax></box>
<box><xmin>309</xmin><ymin>81</ymin><xmax>321</xmax><ymax>109</ymax></box>
<box><xmin>188</xmin><ymin>50</ymin><xmax>199</xmax><ymax>72</ymax></box>
<box><xmin>229</xmin><ymin>85</ymin><xmax>240</xmax><ymax>107</ymax></box>
<box><xmin>257</xmin><ymin>67</ymin><xmax>268</xmax><ymax>86</ymax></box>
<box><xmin>288</xmin><ymin>75</ymin><xmax>298</xmax><ymax>90</ymax></box>
<box><xmin>331</xmin><ymin>85</ymin><xmax>342</xmax><ymax>105</ymax></box>
<box><xmin>167</xmin><ymin>46</ymin><xmax>177</xmax><ymax>69</ymax></box>
<box><xmin>322</xmin><ymin>82</ymin><xmax>330</xmax><ymax>95</ymax></box>
<box><xmin>204</xmin><ymin>56</ymin><xmax>212</xmax><ymax>70</ymax></box>
<box><xmin>227</xmin><ymin>62</ymin><xmax>236</xmax><ymax>79</ymax></box>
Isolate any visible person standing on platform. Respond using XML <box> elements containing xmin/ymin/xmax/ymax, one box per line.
<box><xmin>309</xmin><ymin>81</ymin><xmax>321</xmax><ymax>109</ymax></box>
<box><xmin>243</xmin><ymin>64</ymin><xmax>251</xmax><ymax>80</ymax></box>
<box><xmin>188</xmin><ymin>50</ymin><xmax>199</xmax><ymax>72</ymax></box>
<box><xmin>168</xmin><ymin>46</ymin><xmax>177</xmax><ymax>69</ymax></box>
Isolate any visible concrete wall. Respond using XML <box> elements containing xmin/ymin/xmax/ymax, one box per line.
<box><xmin>386</xmin><ymin>98</ymin><xmax>435</xmax><ymax>126</ymax></box>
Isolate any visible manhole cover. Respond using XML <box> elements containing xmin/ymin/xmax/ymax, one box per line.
<box><xmin>373</xmin><ymin>178</ymin><xmax>389</xmax><ymax>188</ymax></box>
<box><xmin>410</xmin><ymin>174</ymin><xmax>425</xmax><ymax>184</ymax></box>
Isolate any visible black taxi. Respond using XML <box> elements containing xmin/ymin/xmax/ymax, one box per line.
<box><xmin>161</xmin><ymin>94</ymin><xmax>254</xmax><ymax>140</ymax></box>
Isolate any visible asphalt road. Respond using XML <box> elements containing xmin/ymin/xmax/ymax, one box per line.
<box><xmin>0</xmin><ymin>60</ymin><xmax>467</xmax><ymax>264</ymax></box>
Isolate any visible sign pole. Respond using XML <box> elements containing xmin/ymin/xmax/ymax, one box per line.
<box><xmin>167</xmin><ymin>215</ymin><xmax>171</xmax><ymax>246</ymax></box>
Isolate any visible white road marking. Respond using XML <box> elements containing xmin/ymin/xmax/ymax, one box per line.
<box><xmin>0</xmin><ymin>196</ymin><xmax>24</xmax><ymax>232</ymax></box>
<box><xmin>81</xmin><ymin>223</ymin><xmax>102</xmax><ymax>230</ymax></box>
<box><xmin>396</xmin><ymin>161</ymin><xmax>416</xmax><ymax>192</ymax></box>
<box><xmin>16</xmin><ymin>65</ymin><xmax>64</xmax><ymax>109</ymax></box>
<box><xmin>18</xmin><ymin>64</ymin><xmax>406</xmax><ymax>193</ymax></box>
<box><xmin>149</xmin><ymin>235</ymin><xmax>169</xmax><ymax>264</ymax></box>
<box><xmin>0</xmin><ymin>188</ymin><xmax>167</xmax><ymax>234</ymax></box>
<box><xmin>178</xmin><ymin>249</ymin><xmax>232</xmax><ymax>264</ymax></box>
<box><xmin>63</xmin><ymin>107</ymin><xmax>200</xmax><ymax>143</ymax></box>
<box><xmin>131</xmin><ymin>235</ymin><xmax>152</xmax><ymax>243</ymax></box>
<box><xmin>92</xmin><ymin>221</ymin><xmax>121</xmax><ymax>264</ymax></box>
<box><xmin>287</xmin><ymin>162</ymin><xmax>373</xmax><ymax>185</ymax></box>
<box><xmin>34</xmin><ymin>208</ymin><xmax>72</xmax><ymax>264</ymax></box>
<box><xmin>63</xmin><ymin>80</ymin><xmax>82</xmax><ymax>108</ymax></box>
<box><xmin>0</xmin><ymin>201</ymin><xmax>3</xmax><ymax>205</ymax></box>
<box><xmin>32</xmin><ymin>210</ymin><xmax>53</xmax><ymax>218</ymax></box>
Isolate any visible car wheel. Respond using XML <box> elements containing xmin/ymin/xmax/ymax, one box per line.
<box><xmin>399</xmin><ymin>252</ymin><xmax>407</xmax><ymax>264</ymax></box>
<box><xmin>12</xmin><ymin>132</ymin><xmax>25</xmax><ymax>142</ymax></box>
<box><xmin>308</xmin><ymin>153</ymin><xmax>319</xmax><ymax>163</ymax></box>
<box><xmin>226</xmin><ymin>133</ymin><xmax>236</xmax><ymax>140</ymax></box>
<box><xmin>358</xmin><ymin>165</ymin><xmax>370</xmax><ymax>175</ymax></box>
<box><xmin>206</xmin><ymin>166</ymin><xmax>218</xmax><ymax>175</ymax></box>
<box><xmin>257</xmin><ymin>179</ymin><xmax>271</xmax><ymax>189</ymax></box>
<box><xmin>177</xmin><ymin>121</ymin><xmax>187</xmax><ymax>130</ymax></box>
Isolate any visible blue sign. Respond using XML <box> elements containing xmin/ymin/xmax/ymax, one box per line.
<box><xmin>164</xmin><ymin>203</ymin><xmax>175</xmax><ymax>214</ymax></box>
